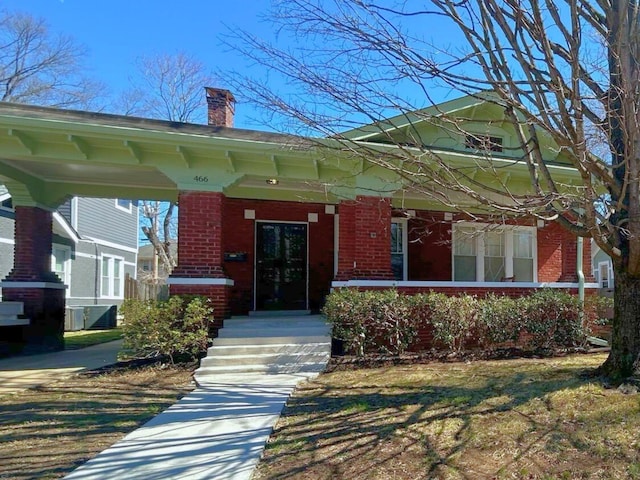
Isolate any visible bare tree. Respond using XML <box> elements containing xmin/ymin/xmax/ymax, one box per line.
<box><xmin>0</xmin><ymin>10</ymin><xmax>103</xmax><ymax>109</ymax></box>
<box><xmin>118</xmin><ymin>52</ymin><xmax>218</xmax><ymax>276</ymax></box>
<box><xmin>227</xmin><ymin>0</ymin><xmax>640</xmax><ymax>380</ymax></box>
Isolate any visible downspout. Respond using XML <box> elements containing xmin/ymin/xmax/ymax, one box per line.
<box><xmin>577</xmin><ymin>237</ymin><xmax>585</xmax><ymax>313</ymax></box>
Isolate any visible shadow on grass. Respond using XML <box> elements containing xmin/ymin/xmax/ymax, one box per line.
<box><xmin>0</xmin><ymin>364</ymin><xmax>193</xmax><ymax>480</ymax></box>
<box><xmin>256</xmin><ymin>357</ymin><xmax>639</xmax><ymax>479</ymax></box>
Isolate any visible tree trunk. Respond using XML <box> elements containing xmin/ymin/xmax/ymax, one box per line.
<box><xmin>600</xmin><ymin>267</ymin><xmax>640</xmax><ymax>379</ymax></box>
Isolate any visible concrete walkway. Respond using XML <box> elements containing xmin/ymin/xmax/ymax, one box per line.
<box><xmin>0</xmin><ymin>339</ymin><xmax>123</xmax><ymax>396</ymax></box>
<box><xmin>65</xmin><ymin>315</ymin><xmax>332</xmax><ymax>480</ymax></box>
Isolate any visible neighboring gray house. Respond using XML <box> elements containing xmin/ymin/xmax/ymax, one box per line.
<box><xmin>592</xmin><ymin>240</ymin><xmax>614</xmax><ymax>291</ymax></box>
<box><xmin>0</xmin><ymin>188</ymin><xmax>138</xmax><ymax>307</ymax></box>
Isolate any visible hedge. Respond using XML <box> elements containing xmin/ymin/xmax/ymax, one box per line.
<box><xmin>323</xmin><ymin>288</ymin><xmax>612</xmax><ymax>356</ymax></box>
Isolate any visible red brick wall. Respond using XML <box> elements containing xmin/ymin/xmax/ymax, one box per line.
<box><xmin>538</xmin><ymin>222</ymin><xmax>592</xmax><ymax>282</ymax></box>
<box><xmin>223</xmin><ymin>198</ymin><xmax>335</xmax><ymax>314</ymax></box>
<box><xmin>169</xmin><ymin>284</ymin><xmax>229</xmax><ymax>326</ymax></box>
<box><xmin>337</xmin><ymin>196</ymin><xmax>394</xmax><ymax>279</ymax></box>
<box><xmin>6</xmin><ymin>206</ymin><xmax>56</xmax><ymax>281</ymax></box>
<box><xmin>173</xmin><ymin>191</ymin><xmax>225</xmax><ymax>278</ymax></box>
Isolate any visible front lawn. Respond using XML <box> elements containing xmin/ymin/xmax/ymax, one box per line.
<box><xmin>0</xmin><ymin>362</ymin><xmax>194</xmax><ymax>479</ymax></box>
<box><xmin>255</xmin><ymin>353</ymin><xmax>640</xmax><ymax>479</ymax></box>
<box><xmin>64</xmin><ymin>328</ymin><xmax>123</xmax><ymax>350</ymax></box>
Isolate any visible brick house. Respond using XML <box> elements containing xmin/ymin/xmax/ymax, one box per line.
<box><xmin>0</xmin><ymin>88</ymin><xmax>597</xmax><ymax>351</ymax></box>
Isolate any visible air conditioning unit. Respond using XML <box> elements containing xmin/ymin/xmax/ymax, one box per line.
<box><xmin>83</xmin><ymin>305</ymin><xmax>117</xmax><ymax>330</ymax></box>
<box><xmin>65</xmin><ymin>307</ymin><xmax>84</xmax><ymax>331</ymax></box>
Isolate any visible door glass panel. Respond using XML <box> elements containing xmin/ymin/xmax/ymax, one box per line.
<box><xmin>256</xmin><ymin>223</ymin><xmax>307</xmax><ymax>310</ymax></box>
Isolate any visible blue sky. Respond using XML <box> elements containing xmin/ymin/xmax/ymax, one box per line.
<box><xmin>2</xmin><ymin>0</ymin><xmax>275</xmax><ymax>128</ymax></box>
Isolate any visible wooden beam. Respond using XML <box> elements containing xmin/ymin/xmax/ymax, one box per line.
<box><xmin>225</xmin><ymin>150</ymin><xmax>236</xmax><ymax>172</ymax></box>
<box><xmin>123</xmin><ymin>140</ymin><xmax>142</xmax><ymax>163</ymax></box>
<box><xmin>176</xmin><ymin>145</ymin><xmax>192</xmax><ymax>168</ymax></box>
<box><xmin>8</xmin><ymin>129</ymin><xmax>35</xmax><ymax>155</ymax></box>
<box><xmin>67</xmin><ymin>134</ymin><xmax>90</xmax><ymax>159</ymax></box>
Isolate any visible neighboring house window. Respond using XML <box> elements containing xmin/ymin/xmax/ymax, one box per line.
<box><xmin>101</xmin><ymin>255</ymin><xmax>124</xmax><ymax>298</ymax></box>
<box><xmin>453</xmin><ymin>224</ymin><xmax>536</xmax><ymax>282</ymax></box>
<box><xmin>598</xmin><ymin>261</ymin><xmax>614</xmax><ymax>289</ymax></box>
<box><xmin>52</xmin><ymin>245</ymin><xmax>71</xmax><ymax>288</ymax></box>
<box><xmin>391</xmin><ymin>219</ymin><xmax>407</xmax><ymax>281</ymax></box>
<box><xmin>0</xmin><ymin>197</ymin><xmax>13</xmax><ymax>211</ymax></box>
<box><xmin>140</xmin><ymin>259</ymin><xmax>152</xmax><ymax>272</ymax></box>
<box><xmin>464</xmin><ymin>134</ymin><xmax>503</xmax><ymax>153</ymax></box>
<box><xmin>115</xmin><ymin>199</ymin><xmax>132</xmax><ymax>213</ymax></box>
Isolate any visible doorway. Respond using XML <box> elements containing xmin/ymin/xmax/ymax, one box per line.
<box><xmin>255</xmin><ymin>222</ymin><xmax>308</xmax><ymax>310</ymax></box>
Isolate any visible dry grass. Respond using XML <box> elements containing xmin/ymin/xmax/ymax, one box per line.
<box><xmin>255</xmin><ymin>353</ymin><xmax>640</xmax><ymax>480</ymax></box>
<box><xmin>0</xmin><ymin>362</ymin><xmax>194</xmax><ymax>480</ymax></box>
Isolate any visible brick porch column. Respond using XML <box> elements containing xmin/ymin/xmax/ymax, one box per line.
<box><xmin>168</xmin><ymin>191</ymin><xmax>234</xmax><ymax>326</ymax></box>
<box><xmin>335</xmin><ymin>196</ymin><xmax>394</xmax><ymax>280</ymax></box>
<box><xmin>1</xmin><ymin>206</ymin><xmax>66</xmax><ymax>353</ymax></box>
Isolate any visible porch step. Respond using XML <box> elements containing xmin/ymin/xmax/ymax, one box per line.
<box><xmin>204</xmin><ymin>342</ymin><xmax>331</xmax><ymax>356</ymax></box>
<box><xmin>195</xmin><ymin>362</ymin><xmax>328</xmax><ymax>376</ymax></box>
<box><xmin>200</xmin><ymin>351</ymin><xmax>331</xmax><ymax>368</ymax></box>
<box><xmin>0</xmin><ymin>302</ymin><xmax>29</xmax><ymax>326</ymax></box>
<box><xmin>194</xmin><ymin>314</ymin><xmax>331</xmax><ymax>384</ymax></box>
<box><xmin>212</xmin><ymin>335</ymin><xmax>330</xmax><ymax>346</ymax></box>
<box><xmin>248</xmin><ymin>310</ymin><xmax>311</xmax><ymax>317</ymax></box>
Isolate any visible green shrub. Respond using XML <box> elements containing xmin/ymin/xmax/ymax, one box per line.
<box><xmin>479</xmin><ymin>294</ymin><xmax>522</xmax><ymax>346</ymax></box>
<box><xmin>324</xmin><ymin>288</ymin><xmax>595</xmax><ymax>357</ymax></box>
<box><xmin>519</xmin><ymin>289</ymin><xmax>584</xmax><ymax>350</ymax></box>
<box><xmin>121</xmin><ymin>295</ymin><xmax>214</xmax><ymax>363</ymax></box>
<box><xmin>430</xmin><ymin>294</ymin><xmax>480</xmax><ymax>352</ymax></box>
<box><xmin>323</xmin><ymin>288</ymin><xmax>421</xmax><ymax>356</ymax></box>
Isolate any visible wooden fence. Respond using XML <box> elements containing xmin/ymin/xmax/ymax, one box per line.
<box><xmin>124</xmin><ymin>273</ymin><xmax>169</xmax><ymax>301</ymax></box>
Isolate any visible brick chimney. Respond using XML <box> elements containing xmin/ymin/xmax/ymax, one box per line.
<box><xmin>205</xmin><ymin>87</ymin><xmax>235</xmax><ymax>128</ymax></box>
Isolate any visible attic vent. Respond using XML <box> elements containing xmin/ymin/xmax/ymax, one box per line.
<box><xmin>465</xmin><ymin>134</ymin><xmax>503</xmax><ymax>153</ymax></box>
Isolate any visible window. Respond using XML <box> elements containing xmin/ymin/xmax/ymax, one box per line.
<box><xmin>453</xmin><ymin>226</ymin><xmax>477</xmax><ymax>281</ymax></box>
<box><xmin>101</xmin><ymin>255</ymin><xmax>124</xmax><ymax>298</ymax></box>
<box><xmin>598</xmin><ymin>261</ymin><xmax>614</xmax><ymax>289</ymax></box>
<box><xmin>0</xmin><ymin>196</ymin><xmax>13</xmax><ymax>211</ymax></box>
<box><xmin>391</xmin><ymin>219</ymin><xmax>407</xmax><ymax>281</ymax></box>
<box><xmin>465</xmin><ymin>134</ymin><xmax>503</xmax><ymax>152</ymax></box>
<box><xmin>115</xmin><ymin>199</ymin><xmax>132</xmax><ymax>213</ymax></box>
<box><xmin>453</xmin><ymin>224</ymin><xmax>536</xmax><ymax>282</ymax></box>
<box><xmin>52</xmin><ymin>245</ymin><xmax>71</xmax><ymax>287</ymax></box>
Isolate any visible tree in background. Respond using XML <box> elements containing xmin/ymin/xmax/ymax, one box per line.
<box><xmin>228</xmin><ymin>0</ymin><xmax>640</xmax><ymax>380</ymax></box>
<box><xmin>0</xmin><ymin>10</ymin><xmax>103</xmax><ymax>108</ymax></box>
<box><xmin>118</xmin><ymin>52</ymin><xmax>218</xmax><ymax>276</ymax></box>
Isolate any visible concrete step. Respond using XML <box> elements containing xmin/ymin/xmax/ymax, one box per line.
<box><xmin>212</xmin><ymin>335</ymin><xmax>330</xmax><ymax>346</ymax></box>
<box><xmin>205</xmin><ymin>342</ymin><xmax>330</xmax><ymax>357</ymax></box>
<box><xmin>200</xmin><ymin>352</ymin><xmax>330</xmax><ymax>368</ymax></box>
<box><xmin>217</xmin><ymin>327</ymin><xmax>330</xmax><ymax>338</ymax></box>
<box><xmin>194</xmin><ymin>362</ymin><xmax>328</xmax><ymax>377</ymax></box>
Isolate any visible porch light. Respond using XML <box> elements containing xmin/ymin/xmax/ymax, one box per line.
<box><xmin>266</xmin><ymin>178</ymin><xmax>279</xmax><ymax>185</ymax></box>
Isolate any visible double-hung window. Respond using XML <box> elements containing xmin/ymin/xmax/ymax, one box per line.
<box><xmin>391</xmin><ymin>219</ymin><xmax>407</xmax><ymax>281</ymax></box>
<box><xmin>52</xmin><ymin>245</ymin><xmax>71</xmax><ymax>290</ymax></box>
<box><xmin>453</xmin><ymin>224</ymin><xmax>536</xmax><ymax>282</ymax></box>
<box><xmin>101</xmin><ymin>255</ymin><xmax>124</xmax><ymax>298</ymax></box>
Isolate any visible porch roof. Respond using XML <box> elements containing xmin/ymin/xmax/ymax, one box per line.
<box><xmin>0</xmin><ymin>101</ymin><xmax>582</xmax><ymax>209</ymax></box>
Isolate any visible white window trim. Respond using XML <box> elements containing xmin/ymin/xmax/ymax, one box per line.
<box><xmin>452</xmin><ymin>223</ymin><xmax>537</xmax><ymax>283</ymax></box>
<box><xmin>100</xmin><ymin>254</ymin><xmax>125</xmax><ymax>299</ymax></box>
<box><xmin>51</xmin><ymin>244</ymin><xmax>72</xmax><ymax>294</ymax></box>
<box><xmin>391</xmin><ymin>218</ymin><xmax>408</xmax><ymax>281</ymax></box>
<box><xmin>598</xmin><ymin>261</ymin><xmax>614</xmax><ymax>289</ymax></box>
<box><xmin>115</xmin><ymin>199</ymin><xmax>132</xmax><ymax>213</ymax></box>
<box><xmin>0</xmin><ymin>193</ymin><xmax>13</xmax><ymax>212</ymax></box>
